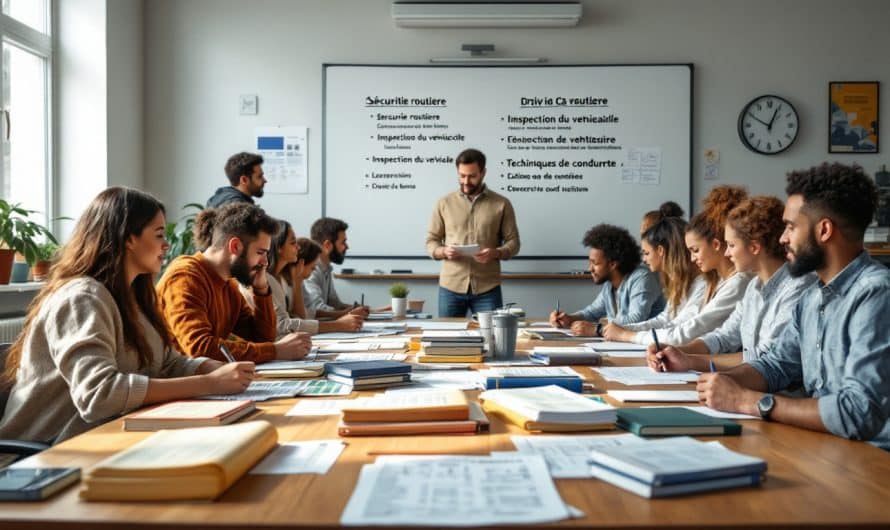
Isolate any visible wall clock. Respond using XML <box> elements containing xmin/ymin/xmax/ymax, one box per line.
<box><xmin>738</xmin><ymin>95</ymin><xmax>799</xmax><ymax>155</ymax></box>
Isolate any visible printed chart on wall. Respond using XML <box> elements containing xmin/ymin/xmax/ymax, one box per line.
<box><xmin>256</xmin><ymin>126</ymin><xmax>309</xmax><ymax>194</ymax></box>
<box><xmin>323</xmin><ymin>65</ymin><xmax>692</xmax><ymax>258</ymax></box>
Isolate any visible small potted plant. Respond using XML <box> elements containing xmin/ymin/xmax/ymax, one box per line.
<box><xmin>31</xmin><ymin>242</ymin><xmax>60</xmax><ymax>281</ymax></box>
<box><xmin>389</xmin><ymin>282</ymin><xmax>410</xmax><ymax>318</ymax></box>
<box><xmin>163</xmin><ymin>203</ymin><xmax>204</xmax><ymax>270</ymax></box>
<box><xmin>0</xmin><ymin>199</ymin><xmax>59</xmax><ymax>284</ymax></box>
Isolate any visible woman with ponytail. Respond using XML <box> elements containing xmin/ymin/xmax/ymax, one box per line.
<box><xmin>0</xmin><ymin>188</ymin><xmax>254</xmax><ymax>444</ymax></box>
<box><xmin>604</xmin><ymin>185</ymin><xmax>752</xmax><ymax>345</ymax></box>
<box><xmin>650</xmin><ymin>196</ymin><xmax>817</xmax><ymax>372</ymax></box>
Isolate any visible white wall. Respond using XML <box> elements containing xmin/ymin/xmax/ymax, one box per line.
<box><xmin>106</xmin><ymin>0</ymin><xmax>143</xmax><ymax>190</ymax></box>
<box><xmin>141</xmin><ymin>0</ymin><xmax>890</xmax><ymax>317</ymax></box>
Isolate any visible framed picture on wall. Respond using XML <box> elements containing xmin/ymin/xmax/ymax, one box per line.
<box><xmin>829</xmin><ymin>81</ymin><xmax>879</xmax><ymax>153</ymax></box>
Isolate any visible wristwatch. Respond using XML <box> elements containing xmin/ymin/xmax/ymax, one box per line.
<box><xmin>757</xmin><ymin>393</ymin><xmax>776</xmax><ymax>420</ymax></box>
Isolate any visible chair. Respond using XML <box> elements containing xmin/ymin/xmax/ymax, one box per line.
<box><xmin>0</xmin><ymin>343</ymin><xmax>50</xmax><ymax>465</ymax></box>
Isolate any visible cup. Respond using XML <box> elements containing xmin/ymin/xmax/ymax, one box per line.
<box><xmin>491</xmin><ymin>312</ymin><xmax>519</xmax><ymax>360</ymax></box>
<box><xmin>476</xmin><ymin>310</ymin><xmax>494</xmax><ymax>329</ymax></box>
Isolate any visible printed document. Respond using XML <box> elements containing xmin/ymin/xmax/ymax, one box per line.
<box><xmin>510</xmin><ymin>434</ymin><xmax>644</xmax><ymax>478</ymax></box>
<box><xmin>250</xmin><ymin>440</ymin><xmax>344</xmax><ymax>475</ymax></box>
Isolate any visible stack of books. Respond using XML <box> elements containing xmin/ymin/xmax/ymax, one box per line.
<box><xmin>338</xmin><ymin>389</ymin><xmax>489</xmax><ymax>436</ymax></box>
<box><xmin>326</xmin><ymin>360</ymin><xmax>412</xmax><ymax>390</ymax></box>
<box><xmin>588</xmin><ymin>436</ymin><xmax>767</xmax><ymax>498</ymax></box>
<box><xmin>479</xmin><ymin>385</ymin><xmax>616</xmax><ymax>432</ymax></box>
<box><xmin>479</xmin><ymin>366</ymin><xmax>584</xmax><ymax>392</ymax></box>
<box><xmin>529</xmin><ymin>346</ymin><xmax>603</xmax><ymax>366</ymax></box>
<box><xmin>416</xmin><ymin>330</ymin><xmax>485</xmax><ymax>363</ymax></box>
<box><xmin>81</xmin><ymin>421</ymin><xmax>278</xmax><ymax>501</ymax></box>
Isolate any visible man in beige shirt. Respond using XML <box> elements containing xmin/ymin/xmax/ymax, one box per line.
<box><xmin>426</xmin><ymin>148</ymin><xmax>521</xmax><ymax>317</ymax></box>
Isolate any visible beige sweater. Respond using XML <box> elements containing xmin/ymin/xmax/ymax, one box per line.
<box><xmin>0</xmin><ymin>277</ymin><xmax>206</xmax><ymax>444</ymax></box>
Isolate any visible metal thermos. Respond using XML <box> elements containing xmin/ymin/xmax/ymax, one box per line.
<box><xmin>491</xmin><ymin>312</ymin><xmax>519</xmax><ymax>360</ymax></box>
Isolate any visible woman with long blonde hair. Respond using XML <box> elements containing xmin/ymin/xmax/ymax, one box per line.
<box><xmin>0</xmin><ymin>187</ymin><xmax>254</xmax><ymax>444</ymax></box>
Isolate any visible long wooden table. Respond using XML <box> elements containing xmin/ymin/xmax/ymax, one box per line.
<box><xmin>3</xmin><ymin>327</ymin><xmax>890</xmax><ymax>530</ymax></box>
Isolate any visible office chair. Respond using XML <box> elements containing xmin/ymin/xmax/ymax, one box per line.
<box><xmin>0</xmin><ymin>343</ymin><xmax>50</xmax><ymax>465</ymax></box>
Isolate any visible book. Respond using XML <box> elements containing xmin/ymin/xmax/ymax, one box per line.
<box><xmin>339</xmin><ymin>402</ymin><xmax>490</xmax><ymax>436</ymax></box>
<box><xmin>589</xmin><ymin>463</ymin><xmax>762</xmax><ymax>498</ymax></box>
<box><xmin>0</xmin><ymin>468</ymin><xmax>81</xmax><ymax>501</ymax></box>
<box><xmin>340</xmin><ymin>389</ymin><xmax>470</xmax><ymax>423</ymax></box>
<box><xmin>124</xmin><ymin>400</ymin><xmax>256</xmax><ymax>431</ymax></box>
<box><xmin>616</xmin><ymin>407</ymin><xmax>742</xmax><ymax>436</ymax></box>
<box><xmin>479</xmin><ymin>385</ymin><xmax>616</xmax><ymax>432</ymax></box>
<box><xmin>80</xmin><ymin>421</ymin><xmax>278</xmax><ymax>501</ymax></box>
<box><xmin>588</xmin><ymin>437</ymin><xmax>767</xmax><ymax>495</ymax></box>
<box><xmin>325</xmin><ymin>360</ymin><xmax>412</xmax><ymax>379</ymax></box>
<box><xmin>416</xmin><ymin>354</ymin><xmax>484</xmax><ymax>363</ymax></box>
<box><xmin>529</xmin><ymin>347</ymin><xmax>603</xmax><ymax>366</ymax></box>
<box><xmin>255</xmin><ymin>361</ymin><xmax>325</xmax><ymax>379</ymax></box>
<box><xmin>420</xmin><ymin>342</ymin><xmax>484</xmax><ymax>354</ymax></box>
<box><xmin>327</xmin><ymin>373</ymin><xmax>412</xmax><ymax>389</ymax></box>
<box><xmin>420</xmin><ymin>330</ymin><xmax>483</xmax><ymax>343</ymax></box>
<box><xmin>485</xmin><ymin>376</ymin><xmax>583</xmax><ymax>392</ymax></box>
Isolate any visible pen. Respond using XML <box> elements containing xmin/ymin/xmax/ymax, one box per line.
<box><xmin>709</xmin><ymin>358</ymin><xmax>716</xmax><ymax>373</ymax></box>
<box><xmin>556</xmin><ymin>298</ymin><xmax>560</xmax><ymax>315</ymax></box>
<box><xmin>651</xmin><ymin>329</ymin><xmax>665</xmax><ymax>372</ymax></box>
<box><xmin>218</xmin><ymin>343</ymin><xmax>236</xmax><ymax>363</ymax></box>
<box><xmin>361</xmin><ymin>293</ymin><xmax>365</xmax><ymax>307</ymax></box>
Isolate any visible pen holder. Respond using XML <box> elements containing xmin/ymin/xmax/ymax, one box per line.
<box><xmin>491</xmin><ymin>312</ymin><xmax>518</xmax><ymax>360</ymax></box>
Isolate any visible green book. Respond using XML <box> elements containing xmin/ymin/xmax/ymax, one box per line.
<box><xmin>616</xmin><ymin>407</ymin><xmax>742</xmax><ymax>436</ymax></box>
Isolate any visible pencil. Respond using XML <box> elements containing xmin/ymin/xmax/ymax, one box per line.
<box><xmin>218</xmin><ymin>343</ymin><xmax>236</xmax><ymax>363</ymax></box>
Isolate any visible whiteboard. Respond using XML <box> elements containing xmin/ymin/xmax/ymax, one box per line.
<box><xmin>323</xmin><ymin>64</ymin><xmax>692</xmax><ymax>258</ymax></box>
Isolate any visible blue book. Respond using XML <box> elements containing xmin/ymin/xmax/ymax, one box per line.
<box><xmin>325</xmin><ymin>360</ymin><xmax>411</xmax><ymax>379</ymax></box>
<box><xmin>589</xmin><ymin>463</ymin><xmax>763</xmax><ymax>498</ymax></box>
<box><xmin>484</xmin><ymin>376</ymin><xmax>583</xmax><ymax>393</ymax></box>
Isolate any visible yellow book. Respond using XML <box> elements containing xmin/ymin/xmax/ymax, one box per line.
<box><xmin>80</xmin><ymin>421</ymin><xmax>277</xmax><ymax>501</ymax></box>
<box><xmin>416</xmin><ymin>354</ymin><xmax>484</xmax><ymax>363</ymax></box>
<box><xmin>341</xmin><ymin>390</ymin><xmax>470</xmax><ymax>423</ymax></box>
<box><xmin>481</xmin><ymin>399</ymin><xmax>613</xmax><ymax>433</ymax></box>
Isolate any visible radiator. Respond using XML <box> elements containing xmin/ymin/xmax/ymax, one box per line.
<box><xmin>0</xmin><ymin>316</ymin><xmax>26</xmax><ymax>343</ymax></box>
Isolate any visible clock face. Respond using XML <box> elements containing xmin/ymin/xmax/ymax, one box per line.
<box><xmin>737</xmin><ymin>95</ymin><xmax>800</xmax><ymax>155</ymax></box>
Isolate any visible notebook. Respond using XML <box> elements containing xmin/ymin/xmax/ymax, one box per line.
<box><xmin>339</xmin><ymin>402</ymin><xmax>489</xmax><ymax>436</ymax></box>
<box><xmin>124</xmin><ymin>400</ymin><xmax>256</xmax><ymax>431</ymax></box>
<box><xmin>479</xmin><ymin>385</ymin><xmax>616</xmax><ymax>432</ymax></box>
<box><xmin>340</xmin><ymin>389</ymin><xmax>470</xmax><ymax>423</ymax></box>
<box><xmin>80</xmin><ymin>421</ymin><xmax>278</xmax><ymax>501</ymax></box>
<box><xmin>616</xmin><ymin>407</ymin><xmax>742</xmax><ymax>436</ymax></box>
<box><xmin>325</xmin><ymin>360</ymin><xmax>412</xmax><ymax>378</ymax></box>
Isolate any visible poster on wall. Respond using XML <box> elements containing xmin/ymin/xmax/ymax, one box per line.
<box><xmin>829</xmin><ymin>82</ymin><xmax>879</xmax><ymax>153</ymax></box>
<box><xmin>255</xmin><ymin>126</ymin><xmax>309</xmax><ymax>193</ymax></box>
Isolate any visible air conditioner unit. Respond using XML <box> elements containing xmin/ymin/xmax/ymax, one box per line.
<box><xmin>392</xmin><ymin>2</ymin><xmax>583</xmax><ymax>28</ymax></box>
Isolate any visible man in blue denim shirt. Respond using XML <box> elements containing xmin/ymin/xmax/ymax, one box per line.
<box><xmin>693</xmin><ymin>163</ymin><xmax>890</xmax><ymax>449</ymax></box>
<box><xmin>551</xmin><ymin>224</ymin><xmax>665</xmax><ymax>337</ymax></box>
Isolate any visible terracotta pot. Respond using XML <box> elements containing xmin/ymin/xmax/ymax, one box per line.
<box><xmin>0</xmin><ymin>248</ymin><xmax>14</xmax><ymax>285</ymax></box>
<box><xmin>32</xmin><ymin>260</ymin><xmax>52</xmax><ymax>281</ymax></box>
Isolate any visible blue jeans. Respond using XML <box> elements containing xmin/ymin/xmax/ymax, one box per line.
<box><xmin>438</xmin><ymin>285</ymin><xmax>503</xmax><ymax>318</ymax></box>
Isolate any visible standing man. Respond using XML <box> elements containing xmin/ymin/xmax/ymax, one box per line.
<box><xmin>426</xmin><ymin>148</ymin><xmax>520</xmax><ymax>317</ymax></box>
<box><xmin>206</xmin><ymin>152</ymin><xmax>267</xmax><ymax>208</ymax></box>
<box><xmin>655</xmin><ymin>163</ymin><xmax>890</xmax><ymax>449</ymax></box>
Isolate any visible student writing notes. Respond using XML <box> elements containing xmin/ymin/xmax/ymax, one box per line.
<box><xmin>0</xmin><ymin>188</ymin><xmax>254</xmax><ymax>444</ymax></box>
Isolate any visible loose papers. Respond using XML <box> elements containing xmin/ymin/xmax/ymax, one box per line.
<box><xmin>594</xmin><ymin>367</ymin><xmax>699</xmax><ymax>386</ymax></box>
<box><xmin>250</xmin><ymin>440</ymin><xmax>344</xmax><ymax>475</ymax></box>
<box><xmin>340</xmin><ymin>454</ymin><xmax>571</xmax><ymax>526</ymax></box>
<box><xmin>510</xmin><ymin>433</ymin><xmax>645</xmax><ymax>478</ymax></box>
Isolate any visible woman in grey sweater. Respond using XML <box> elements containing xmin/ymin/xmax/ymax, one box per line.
<box><xmin>0</xmin><ymin>187</ymin><xmax>255</xmax><ymax>444</ymax></box>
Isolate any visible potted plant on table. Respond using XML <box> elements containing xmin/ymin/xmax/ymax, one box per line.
<box><xmin>389</xmin><ymin>282</ymin><xmax>410</xmax><ymax>318</ymax></box>
<box><xmin>31</xmin><ymin>242</ymin><xmax>60</xmax><ymax>281</ymax></box>
<box><xmin>0</xmin><ymin>199</ymin><xmax>59</xmax><ymax>284</ymax></box>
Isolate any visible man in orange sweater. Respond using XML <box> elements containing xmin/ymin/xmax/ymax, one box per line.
<box><xmin>157</xmin><ymin>202</ymin><xmax>311</xmax><ymax>363</ymax></box>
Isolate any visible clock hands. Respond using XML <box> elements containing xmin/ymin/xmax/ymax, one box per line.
<box><xmin>747</xmin><ymin>111</ymin><xmax>770</xmax><ymax>127</ymax></box>
<box><xmin>767</xmin><ymin>105</ymin><xmax>780</xmax><ymax>131</ymax></box>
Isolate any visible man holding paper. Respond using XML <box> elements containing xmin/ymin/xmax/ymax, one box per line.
<box><xmin>426</xmin><ymin>148</ymin><xmax>521</xmax><ymax>317</ymax></box>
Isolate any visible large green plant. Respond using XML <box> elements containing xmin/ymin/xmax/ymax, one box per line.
<box><xmin>0</xmin><ymin>199</ymin><xmax>58</xmax><ymax>266</ymax></box>
<box><xmin>164</xmin><ymin>203</ymin><xmax>204</xmax><ymax>269</ymax></box>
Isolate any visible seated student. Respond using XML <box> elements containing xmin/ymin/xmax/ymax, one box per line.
<box><xmin>604</xmin><ymin>186</ymin><xmax>752</xmax><ymax>344</ymax></box>
<box><xmin>304</xmin><ymin>217</ymin><xmax>378</xmax><ymax>319</ymax></box>
<box><xmin>649</xmin><ymin>196</ymin><xmax>816</xmax><ymax>370</ymax></box>
<box><xmin>640</xmin><ymin>200</ymin><xmax>685</xmax><ymax>234</ymax></box>
<box><xmin>550</xmin><ymin>224</ymin><xmax>665</xmax><ymax>337</ymax></box>
<box><xmin>0</xmin><ymin>188</ymin><xmax>255</xmax><ymax>444</ymax></box>
<box><xmin>206</xmin><ymin>152</ymin><xmax>266</xmax><ymax>208</ymax></box>
<box><xmin>604</xmin><ymin>216</ymin><xmax>706</xmax><ymax>341</ymax></box>
<box><xmin>157</xmin><ymin>203</ymin><xmax>311</xmax><ymax>363</ymax></box>
<box><xmin>682</xmin><ymin>163</ymin><xmax>890</xmax><ymax>449</ymax></box>
<box><xmin>260</xmin><ymin>222</ymin><xmax>362</xmax><ymax>337</ymax></box>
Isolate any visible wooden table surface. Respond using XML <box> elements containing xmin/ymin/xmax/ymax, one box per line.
<box><xmin>3</xmin><ymin>327</ymin><xmax>890</xmax><ymax>530</ymax></box>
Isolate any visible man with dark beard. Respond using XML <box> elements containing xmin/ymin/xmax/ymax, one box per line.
<box><xmin>426</xmin><ymin>148</ymin><xmax>521</xmax><ymax>317</ymax></box>
<box><xmin>157</xmin><ymin>202</ymin><xmax>312</xmax><ymax>363</ymax></box>
<box><xmin>304</xmin><ymin>217</ymin><xmax>371</xmax><ymax>319</ymax></box>
<box><xmin>206</xmin><ymin>152</ymin><xmax>267</xmax><ymax>208</ymax></box>
<box><xmin>686</xmin><ymin>163</ymin><xmax>890</xmax><ymax>450</ymax></box>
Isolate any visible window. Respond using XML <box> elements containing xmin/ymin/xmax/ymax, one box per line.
<box><xmin>0</xmin><ymin>0</ymin><xmax>51</xmax><ymax>229</ymax></box>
